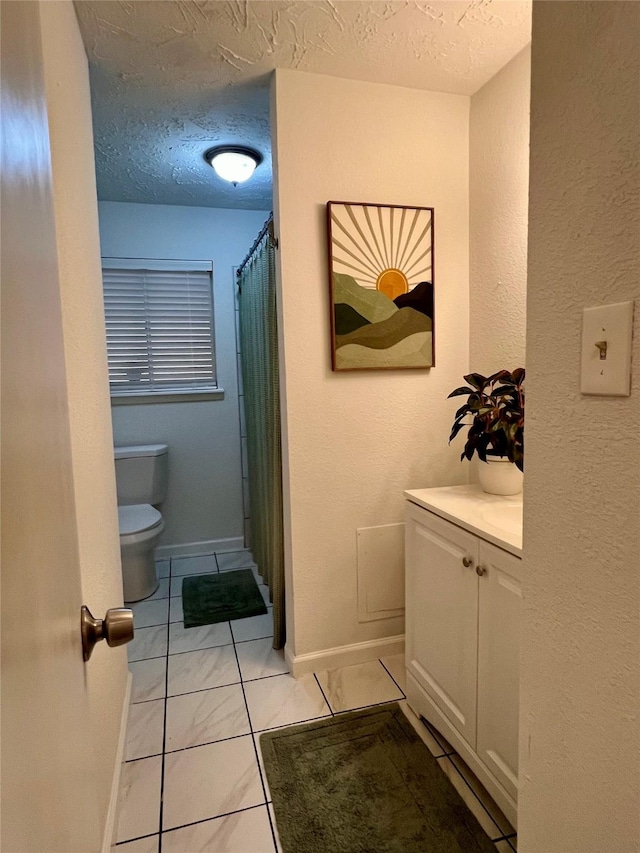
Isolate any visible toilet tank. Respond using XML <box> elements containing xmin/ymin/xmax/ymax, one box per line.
<box><xmin>114</xmin><ymin>444</ymin><xmax>169</xmax><ymax>507</ymax></box>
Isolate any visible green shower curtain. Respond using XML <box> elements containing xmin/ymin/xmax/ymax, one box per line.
<box><xmin>238</xmin><ymin>219</ymin><xmax>285</xmax><ymax>649</ymax></box>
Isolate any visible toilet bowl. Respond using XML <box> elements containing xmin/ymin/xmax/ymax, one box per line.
<box><xmin>114</xmin><ymin>444</ymin><xmax>169</xmax><ymax>603</ymax></box>
<box><xmin>118</xmin><ymin>504</ymin><xmax>165</xmax><ymax>602</ymax></box>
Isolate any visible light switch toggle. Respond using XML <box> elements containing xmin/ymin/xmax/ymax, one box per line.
<box><xmin>595</xmin><ymin>340</ymin><xmax>608</xmax><ymax>360</ymax></box>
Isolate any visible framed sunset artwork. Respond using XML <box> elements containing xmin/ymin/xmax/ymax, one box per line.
<box><xmin>327</xmin><ymin>201</ymin><xmax>435</xmax><ymax>371</ymax></box>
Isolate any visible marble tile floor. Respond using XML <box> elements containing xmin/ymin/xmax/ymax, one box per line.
<box><xmin>116</xmin><ymin>550</ymin><xmax>517</xmax><ymax>852</ymax></box>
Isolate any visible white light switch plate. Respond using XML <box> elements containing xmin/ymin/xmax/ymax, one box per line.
<box><xmin>580</xmin><ymin>301</ymin><xmax>634</xmax><ymax>396</ymax></box>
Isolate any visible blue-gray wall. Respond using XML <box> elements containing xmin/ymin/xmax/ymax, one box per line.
<box><xmin>98</xmin><ymin>201</ymin><xmax>269</xmax><ymax>553</ymax></box>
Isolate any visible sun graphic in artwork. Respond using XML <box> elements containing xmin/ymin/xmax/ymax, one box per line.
<box><xmin>376</xmin><ymin>267</ymin><xmax>409</xmax><ymax>299</ymax></box>
<box><xmin>328</xmin><ymin>202</ymin><xmax>433</xmax><ymax>297</ymax></box>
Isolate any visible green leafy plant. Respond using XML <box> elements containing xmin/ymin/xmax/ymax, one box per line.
<box><xmin>448</xmin><ymin>368</ymin><xmax>525</xmax><ymax>472</ymax></box>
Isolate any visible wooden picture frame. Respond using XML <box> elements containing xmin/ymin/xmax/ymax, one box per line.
<box><xmin>327</xmin><ymin>201</ymin><xmax>435</xmax><ymax>371</ymax></box>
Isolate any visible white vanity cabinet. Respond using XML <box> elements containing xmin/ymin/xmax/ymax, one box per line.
<box><xmin>476</xmin><ymin>538</ymin><xmax>521</xmax><ymax>804</ymax></box>
<box><xmin>404</xmin><ymin>487</ymin><xmax>522</xmax><ymax>828</ymax></box>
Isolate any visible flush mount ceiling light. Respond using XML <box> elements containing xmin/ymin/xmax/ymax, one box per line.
<box><xmin>204</xmin><ymin>146</ymin><xmax>263</xmax><ymax>186</ymax></box>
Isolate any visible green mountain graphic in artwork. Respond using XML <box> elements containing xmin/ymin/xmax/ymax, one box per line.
<box><xmin>336</xmin><ymin>332</ymin><xmax>433</xmax><ymax>369</ymax></box>
<box><xmin>335</xmin><ymin>306</ymin><xmax>431</xmax><ymax>351</ymax></box>
<box><xmin>333</xmin><ymin>273</ymin><xmax>397</xmax><ymax>324</ymax></box>
<box><xmin>334</xmin><ymin>303</ymin><xmax>371</xmax><ymax>336</ymax></box>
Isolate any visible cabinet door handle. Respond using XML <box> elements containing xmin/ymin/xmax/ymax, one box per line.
<box><xmin>462</xmin><ymin>556</ymin><xmax>473</xmax><ymax>568</ymax></box>
<box><xmin>476</xmin><ymin>565</ymin><xmax>486</xmax><ymax>577</ymax></box>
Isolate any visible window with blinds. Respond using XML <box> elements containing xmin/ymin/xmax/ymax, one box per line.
<box><xmin>102</xmin><ymin>259</ymin><xmax>216</xmax><ymax>396</ymax></box>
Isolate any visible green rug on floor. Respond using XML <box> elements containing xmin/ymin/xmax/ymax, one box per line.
<box><xmin>260</xmin><ymin>703</ymin><xmax>497</xmax><ymax>853</ymax></box>
<box><xmin>181</xmin><ymin>569</ymin><xmax>267</xmax><ymax>629</ymax></box>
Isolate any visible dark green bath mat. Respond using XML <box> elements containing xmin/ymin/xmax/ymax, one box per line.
<box><xmin>181</xmin><ymin>569</ymin><xmax>267</xmax><ymax>629</ymax></box>
<box><xmin>260</xmin><ymin>703</ymin><xmax>497</xmax><ymax>853</ymax></box>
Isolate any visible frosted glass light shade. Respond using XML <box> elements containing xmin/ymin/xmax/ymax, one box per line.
<box><xmin>204</xmin><ymin>147</ymin><xmax>262</xmax><ymax>185</ymax></box>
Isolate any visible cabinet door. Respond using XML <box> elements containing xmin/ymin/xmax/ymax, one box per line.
<box><xmin>476</xmin><ymin>540</ymin><xmax>522</xmax><ymax>801</ymax></box>
<box><xmin>405</xmin><ymin>503</ymin><xmax>479</xmax><ymax>746</ymax></box>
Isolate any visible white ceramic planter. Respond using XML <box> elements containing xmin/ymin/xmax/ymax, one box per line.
<box><xmin>478</xmin><ymin>456</ymin><xmax>523</xmax><ymax>496</ymax></box>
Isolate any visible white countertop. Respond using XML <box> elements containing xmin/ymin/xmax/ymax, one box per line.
<box><xmin>404</xmin><ymin>484</ymin><xmax>523</xmax><ymax>557</ymax></box>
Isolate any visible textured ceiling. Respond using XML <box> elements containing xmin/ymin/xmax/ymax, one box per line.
<box><xmin>75</xmin><ymin>0</ymin><xmax>531</xmax><ymax>209</ymax></box>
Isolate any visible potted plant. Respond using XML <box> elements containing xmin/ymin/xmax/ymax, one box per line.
<box><xmin>447</xmin><ymin>368</ymin><xmax>525</xmax><ymax>495</ymax></box>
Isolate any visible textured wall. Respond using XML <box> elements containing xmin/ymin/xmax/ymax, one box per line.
<box><xmin>520</xmin><ymin>3</ymin><xmax>640</xmax><ymax>851</ymax></box>
<box><xmin>39</xmin><ymin>1</ymin><xmax>127</xmax><ymax>837</ymax></box>
<box><xmin>470</xmin><ymin>46</ymin><xmax>530</xmax><ymax>375</ymax></box>
<box><xmin>272</xmin><ymin>69</ymin><xmax>470</xmax><ymax>657</ymax></box>
<box><xmin>99</xmin><ymin>201</ymin><xmax>269</xmax><ymax>550</ymax></box>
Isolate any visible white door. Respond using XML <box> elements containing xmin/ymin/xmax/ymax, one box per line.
<box><xmin>405</xmin><ymin>503</ymin><xmax>479</xmax><ymax>746</ymax></box>
<box><xmin>476</xmin><ymin>540</ymin><xmax>522</xmax><ymax>802</ymax></box>
<box><xmin>1</xmin><ymin>3</ymin><xmax>102</xmax><ymax>850</ymax></box>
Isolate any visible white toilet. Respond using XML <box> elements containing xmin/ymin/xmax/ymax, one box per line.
<box><xmin>114</xmin><ymin>444</ymin><xmax>169</xmax><ymax>602</ymax></box>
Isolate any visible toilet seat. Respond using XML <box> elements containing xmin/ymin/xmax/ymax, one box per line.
<box><xmin>118</xmin><ymin>505</ymin><xmax>164</xmax><ymax>602</ymax></box>
<box><xmin>118</xmin><ymin>504</ymin><xmax>162</xmax><ymax>537</ymax></box>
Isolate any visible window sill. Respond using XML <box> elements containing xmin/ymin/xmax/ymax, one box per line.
<box><xmin>110</xmin><ymin>388</ymin><xmax>225</xmax><ymax>406</ymax></box>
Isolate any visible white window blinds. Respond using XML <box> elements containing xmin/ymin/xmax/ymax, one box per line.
<box><xmin>102</xmin><ymin>259</ymin><xmax>216</xmax><ymax>395</ymax></box>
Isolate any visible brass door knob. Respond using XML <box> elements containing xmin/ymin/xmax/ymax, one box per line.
<box><xmin>462</xmin><ymin>556</ymin><xmax>473</xmax><ymax>568</ymax></box>
<box><xmin>476</xmin><ymin>565</ymin><xmax>486</xmax><ymax>577</ymax></box>
<box><xmin>81</xmin><ymin>605</ymin><xmax>134</xmax><ymax>662</ymax></box>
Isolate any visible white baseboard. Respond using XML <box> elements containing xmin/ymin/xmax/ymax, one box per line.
<box><xmin>285</xmin><ymin>634</ymin><xmax>405</xmax><ymax>678</ymax></box>
<box><xmin>102</xmin><ymin>670</ymin><xmax>132</xmax><ymax>853</ymax></box>
<box><xmin>156</xmin><ymin>536</ymin><xmax>245</xmax><ymax>559</ymax></box>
